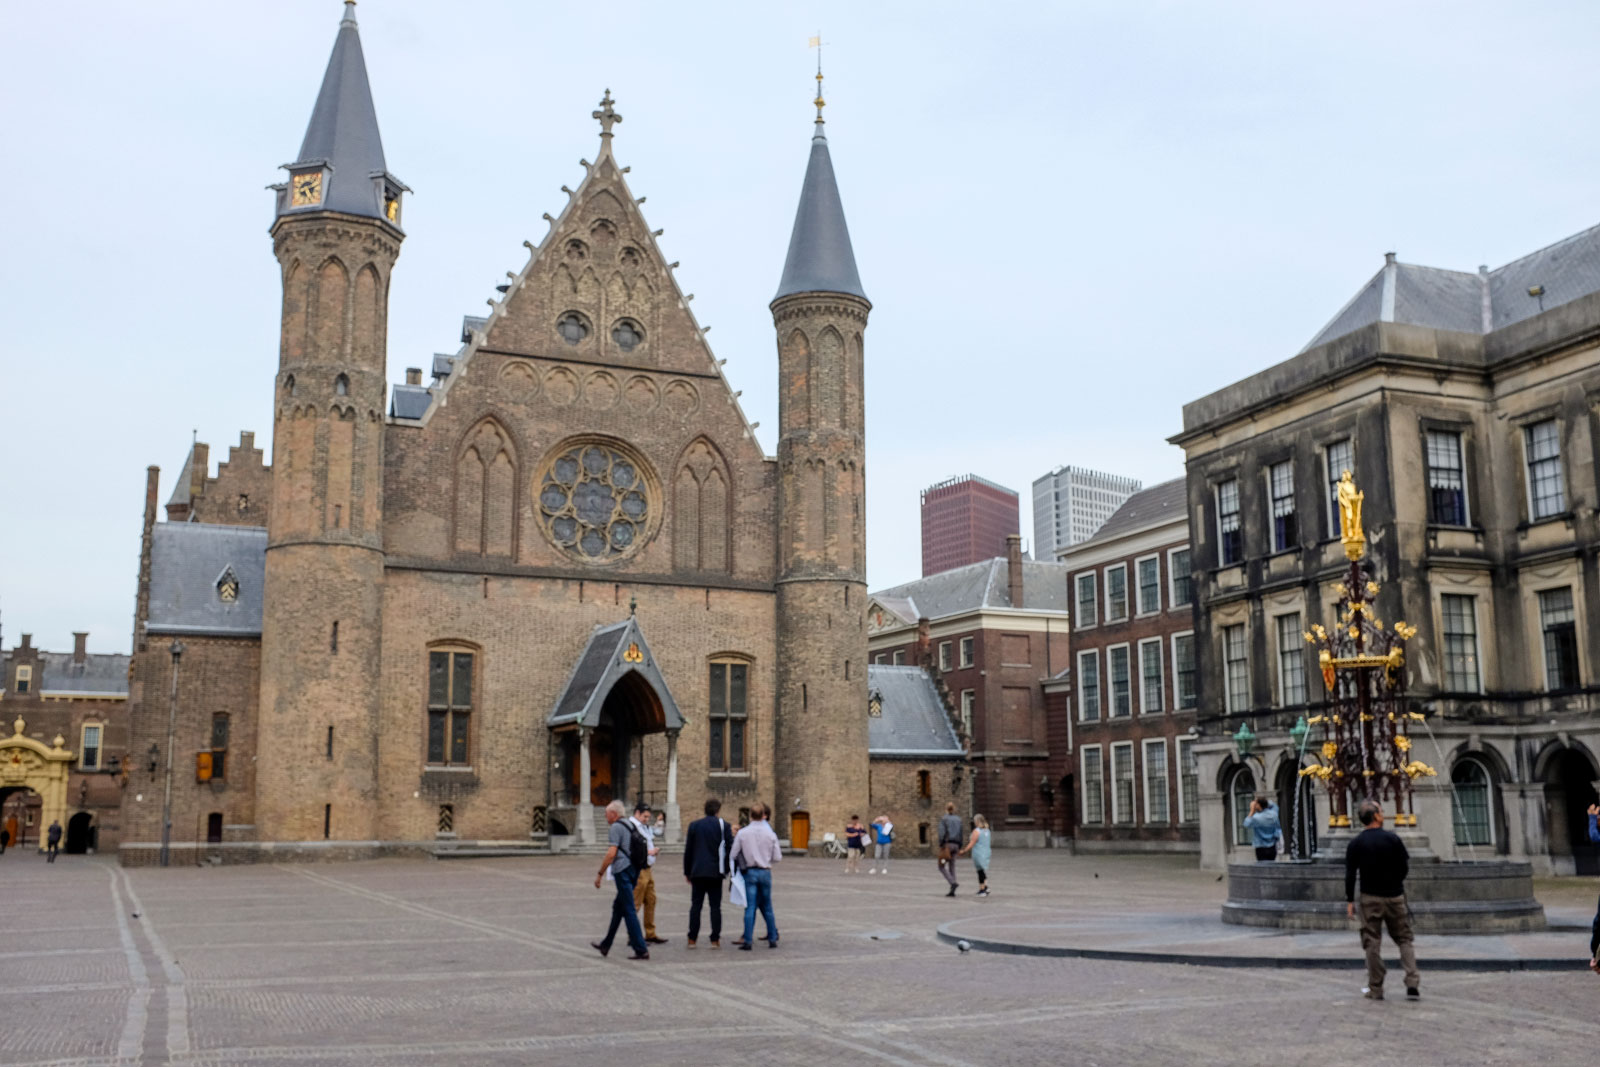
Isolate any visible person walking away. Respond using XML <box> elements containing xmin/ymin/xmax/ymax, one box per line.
<box><xmin>936</xmin><ymin>802</ymin><xmax>964</xmax><ymax>897</ymax></box>
<box><xmin>629</xmin><ymin>800</ymin><xmax>668</xmax><ymax>946</ymax></box>
<box><xmin>1345</xmin><ymin>799</ymin><xmax>1420</xmax><ymax>1000</ymax></box>
<box><xmin>683</xmin><ymin>797</ymin><xmax>735</xmax><ymax>949</ymax></box>
<box><xmin>591</xmin><ymin>799</ymin><xmax>650</xmax><ymax>960</ymax></box>
<box><xmin>1244</xmin><ymin>796</ymin><xmax>1281</xmax><ymax>862</ymax></box>
<box><xmin>958</xmin><ymin>814</ymin><xmax>992</xmax><ymax>896</ymax></box>
<box><xmin>870</xmin><ymin>815</ymin><xmax>893</xmax><ymax>874</ymax></box>
<box><xmin>844</xmin><ymin>815</ymin><xmax>867</xmax><ymax>874</ymax></box>
<box><xmin>729</xmin><ymin>802</ymin><xmax>780</xmax><ymax>950</ymax></box>
<box><xmin>1587</xmin><ymin>804</ymin><xmax>1600</xmax><ymax>973</ymax></box>
<box><xmin>46</xmin><ymin>820</ymin><xmax>62</xmax><ymax>863</ymax></box>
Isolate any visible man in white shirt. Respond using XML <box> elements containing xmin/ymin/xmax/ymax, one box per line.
<box><xmin>630</xmin><ymin>800</ymin><xmax>667</xmax><ymax>945</ymax></box>
<box><xmin>728</xmin><ymin>802</ymin><xmax>781</xmax><ymax>950</ymax></box>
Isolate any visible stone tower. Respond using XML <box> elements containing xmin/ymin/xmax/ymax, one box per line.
<box><xmin>772</xmin><ymin>88</ymin><xmax>871</xmax><ymax>847</ymax></box>
<box><xmin>257</xmin><ymin>1</ymin><xmax>406</xmax><ymax>842</ymax></box>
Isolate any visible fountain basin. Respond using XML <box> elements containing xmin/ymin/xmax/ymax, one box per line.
<box><xmin>1222</xmin><ymin>858</ymin><xmax>1546</xmax><ymax>933</ymax></box>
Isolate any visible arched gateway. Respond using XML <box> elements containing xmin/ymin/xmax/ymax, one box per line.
<box><xmin>547</xmin><ymin>615</ymin><xmax>685</xmax><ymax>845</ymax></box>
<box><xmin>0</xmin><ymin>717</ymin><xmax>74</xmax><ymax>847</ymax></box>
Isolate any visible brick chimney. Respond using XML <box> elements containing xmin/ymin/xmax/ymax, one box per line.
<box><xmin>405</xmin><ymin>367</ymin><xmax>422</xmax><ymax>386</ymax></box>
<box><xmin>73</xmin><ymin>632</ymin><xmax>88</xmax><ymax>664</ymax></box>
<box><xmin>1006</xmin><ymin>534</ymin><xmax>1024</xmax><ymax>608</ymax></box>
<box><xmin>915</xmin><ymin>617</ymin><xmax>932</xmax><ymax>667</ymax></box>
<box><xmin>19</xmin><ymin>633</ymin><xmax>32</xmax><ymax>652</ymax></box>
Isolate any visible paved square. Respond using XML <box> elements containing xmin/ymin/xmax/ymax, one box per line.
<box><xmin>3</xmin><ymin>850</ymin><xmax>1598</xmax><ymax>1066</ymax></box>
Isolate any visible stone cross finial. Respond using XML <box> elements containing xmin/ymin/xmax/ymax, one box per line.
<box><xmin>593</xmin><ymin>90</ymin><xmax>622</xmax><ymax>140</ymax></box>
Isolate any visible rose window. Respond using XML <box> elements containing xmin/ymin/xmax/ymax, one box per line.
<box><xmin>538</xmin><ymin>440</ymin><xmax>653</xmax><ymax>561</ymax></box>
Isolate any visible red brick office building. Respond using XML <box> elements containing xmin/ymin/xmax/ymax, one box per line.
<box><xmin>1057</xmin><ymin>479</ymin><xmax>1199</xmax><ymax>852</ymax></box>
<box><xmin>920</xmin><ymin>474</ymin><xmax>1021</xmax><ymax>577</ymax></box>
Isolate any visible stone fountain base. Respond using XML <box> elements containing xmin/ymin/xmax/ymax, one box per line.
<box><xmin>1221</xmin><ymin>830</ymin><xmax>1546</xmax><ymax>934</ymax></box>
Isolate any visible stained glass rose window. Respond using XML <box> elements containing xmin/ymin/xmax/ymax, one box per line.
<box><xmin>537</xmin><ymin>439</ymin><xmax>654</xmax><ymax>562</ymax></box>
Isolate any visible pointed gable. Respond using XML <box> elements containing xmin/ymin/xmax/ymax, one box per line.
<box><xmin>547</xmin><ymin>617</ymin><xmax>686</xmax><ymax>730</ymax></box>
<box><xmin>774</xmin><ymin>119</ymin><xmax>867</xmax><ymax>302</ymax></box>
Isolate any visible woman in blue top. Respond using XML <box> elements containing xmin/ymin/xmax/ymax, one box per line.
<box><xmin>1588</xmin><ymin>803</ymin><xmax>1600</xmax><ymax>972</ymax></box>
<box><xmin>869</xmin><ymin>815</ymin><xmax>893</xmax><ymax>874</ymax></box>
<box><xmin>958</xmin><ymin>814</ymin><xmax>992</xmax><ymax>897</ymax></box>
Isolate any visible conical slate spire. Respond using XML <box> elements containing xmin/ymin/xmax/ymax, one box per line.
<box><xmin>283</xmin><ymin>1</ymin><xmax>392</xmax><ymax>219</ymax></box>
<box><xmin>773</xmin><ymin>118</ymin><xmax>867</xmax><ymax>303</ymax></box>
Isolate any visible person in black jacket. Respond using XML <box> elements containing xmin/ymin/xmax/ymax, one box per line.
<box><xmin>683</xmin><ymin>797</ymin><xmax>735</xmax><ymax>949</ymax></box>
<box><xmin>1344</xmin><ymin>799</ymin><xmax>1420</xmax><ymax>1000</ymax></box>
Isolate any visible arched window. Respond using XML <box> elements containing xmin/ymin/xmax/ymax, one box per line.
<box><xmin>334</xmin><ymin>374</ymin><xmax>349</xmax><ymax>396</ymax></box>
<box><xmin>707</xmin><ymin>656</ymin><xmax>749</xmax><ymax>772</ymax></box>
<box><xmin>1451</xmin><ymin>757</ymin><xmax>1493</xmax><ymax>846</ymax></box>
<box><xmin>1229</xmin><ymin>766</ymin><xmax>1257</xmax><ymax>847</ymax></box>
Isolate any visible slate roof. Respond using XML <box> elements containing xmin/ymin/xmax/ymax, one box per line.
<box><xmin>1073</xmin><ymin>477</ymin><xmax>1188</xmax><ymax>549</ymax></box>
<box><xmin>279</xmin><ymin>2</ymin><xmax>395</xmax><ymax>221</ymax></box>
<box><xmin>547</xmin><ymin>617</ymin><xmax>685</xmax><ymax>731</ymax></box>
<box><xmin>460</xmin><ymin>316</ymin><xmax>488</xmax><ymax>342</ymax></box>
<box><xmin>1303</xmin><ymin>222</ymin><xmax>1600</xmax><ymax>351</ymax></box>
<box><xmin>146</xmin><ymin>523</ymin><xmax>267</xmax><ymax>637</ymax></box>
<box><xmin>867</xmin><ymin>665</ymin><xmax>963</xmax><ymax>757</ymax></box>
<box><xmin>773</xmin><ymin>120</ymin><xmax>868</xmax><ymax>303</ymax></box>
<box><xmin>38</xmin><ymin>652</ymin><xmax>129</xmax><ymax>696</ymax></box>
<box><xmin>390</xmin><ymin>384</ymin><xmax>432</xmax><ymax>419</ymax></box>
<box><xmin>870</xmin><ymin>558</ymin><xmax>1070</xmax><ymax>623</ymax></box>
<box><xmin>431</xmin><ymin>354</ymin><xmax>455</xmax><ymax>380</ymax></box>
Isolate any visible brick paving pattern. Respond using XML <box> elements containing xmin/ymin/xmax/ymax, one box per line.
<box><xmin>3</xmin><ymin>850</ymin><xmax>1598</xmax><ymax>1065</ymax></box>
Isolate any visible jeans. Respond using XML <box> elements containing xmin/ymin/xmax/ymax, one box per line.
<box><xmin>688</xmin><ymin>876</ymin><xmax>723</xmax><ymax>943</ymax></box>
<box><xmin>47</xmin><ymin>842</ymin><xmax>59</xmax><ymax>863</ymax></box>
<box><xmin>873</xmin><ymin>842</ymin><xmax>890</xmax><ymax>869</ymax></box>
<box><xmin>938</xmin><ymin>844</ymin><xmax>960</xmax><ymax>886</ymax></box>
<box><xmin>1589</xmin><ymin>890</ymin><xmax>1599</xmax><ymax>959</ymax></box>
<box><xmin>1254</xmin><ymin>845</ymin><xmax>1277</xmax><ymax>862</ymax></box>
<box><xmin>741</xmin><ymin>868</ymin><xmax>777</xmax><ymax>945</ymax></box>
<box><xmin>600</xmin><ymin>868</ymin><xmax>647</xmax><ymax>955</ymax></box>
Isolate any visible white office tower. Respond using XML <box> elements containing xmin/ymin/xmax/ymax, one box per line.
<box><xmin>1032</xmin><ymin>466</ymin><xmax>1142</xmax><ymax>558</ymax></box>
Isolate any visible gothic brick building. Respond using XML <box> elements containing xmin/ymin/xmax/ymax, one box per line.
<box><xmin>120</xmin><ymin>3</ymin><xmax>951</xmax><ymax>863</ymax></box>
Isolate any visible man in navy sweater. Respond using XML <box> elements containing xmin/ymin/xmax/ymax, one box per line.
<box><xmin>1344</xmin><ymin>799</ymin><xmax>1420</xmax><ymax>1000</ymax></box>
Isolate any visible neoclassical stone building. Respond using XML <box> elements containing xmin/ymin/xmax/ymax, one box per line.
<box><xmin>119</xmin><ymin>3</ymin><xmax>942</xmax><ymax>862</ymax></box>
<box><xmin>1174</xmin><ymin>233</ymin><xmax>1600</xmax><ymax>873</ymax></box>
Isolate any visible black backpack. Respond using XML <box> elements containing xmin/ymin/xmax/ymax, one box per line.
<box><xmin>624</xmin><ymin>821</ymin><xmax>651</xmax><ymax>873</ymax></box>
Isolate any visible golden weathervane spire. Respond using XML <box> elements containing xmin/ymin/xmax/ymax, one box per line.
<box><xmin>809</xmin><ymin>33</ymin><xmax>826</xmax><ymax>123</ymax></box>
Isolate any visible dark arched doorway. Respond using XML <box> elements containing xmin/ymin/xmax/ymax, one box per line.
<box><xmin>561</xmin><ymin>670</ymin><xmax>664</xmax><ymax>806</ymax></box>
<box><xmin>66</xmin><ymin>811</ymin><xmax>94</xmax><ymax>854</ymax></box>
<box><xmin>1546</xmin><ymin>748</ymin><xmax>1600</xmax><ymax>875</ymax></box>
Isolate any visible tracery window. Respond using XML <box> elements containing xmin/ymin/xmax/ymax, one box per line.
<box><xmin>538</xmin><ymin>440</ymin><xmax>654</xmax><ymax>562</ymax></box>
<box><xmin>612</xmin><ymin>319</ymin><xmax>644</xmax><ymax>352</ymax></box>
<box><xmin>557</xmin><ymin>312</ymin><xmax>590</xmax><ymax>346</ymax></box>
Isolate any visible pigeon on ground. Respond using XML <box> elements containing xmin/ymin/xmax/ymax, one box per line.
<box><xmin>957</xmin><ymin>940</ymin><xmax>972</xmax><ymax>953</ymax></box>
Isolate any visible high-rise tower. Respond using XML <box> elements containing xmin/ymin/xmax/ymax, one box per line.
<box><xmin>257</xmin><ymin>1</ymin><xmax>406</xmax><ymax>842</ymax></box>
<box><xmin>772</xmin><ymin>79</ymin><xmax>871</xmax><ymax>847</ymax></box>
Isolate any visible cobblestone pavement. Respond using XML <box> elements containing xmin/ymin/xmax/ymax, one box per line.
<box><xmin>3</xmin><ymin>849</ymin><xmax>1599</xmax><ymax>1066</ymax></box>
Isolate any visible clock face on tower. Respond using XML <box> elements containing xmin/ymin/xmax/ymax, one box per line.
<box><xmin>290</xmin><ymin>172</ymin><xmax>323</xmax><ymax>207</ymax></box>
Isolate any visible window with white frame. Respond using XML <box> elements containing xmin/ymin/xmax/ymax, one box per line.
<box><xmin>959</xmin><ymin>636</ymin><xmax>974</xmax><ymax>668</ymax></box>
<box><xmin>1139</xmin><ymin>638</ymin><xmax>1164</xmax><ymax>714</ymax></box>
<box><xmin>892</xmin><ymin>649</ymin><xmax>905</xmax><ymax>666</ymax></box>
<box><xmin>1080</xmin><ymin>746</ymin><xmax>1104</xmax><ymax>825</ymax></box>
<box><xmin>1111</xmin><ymin>742</ymin><xmax>1135</xmax><ymax>825</ymax></box>
<box><xmin>1075</xmin><ymin>573</ymin><xmax>1097</xmax><ymax>628</ymax></box>
<box><xmin>14</xmin><ymin>665</ymin><xmax>30</xmax><ymax>695</ymax></box>
<box><xmin>1143</xmin><ymin>739</ymin><xmax>1169</xmax><ymax>824</ymax></box>
<box><xmin>1217</xmin><ymin>479</ymin><xmax>1242</xmax><ymax>565</ymax></box>
<box><xmin>1325</xmin><ymin>439</ymin><xmax>1353</xmax><ymax>537</ymax></box>
<box><xmin>1539</xmin><ymin>587</ymin><xmax>1579</xmax><ymax>691</ymax></box>
<box><xmin>1105</xmin><ymin>564</ymin><xmax>1128</xmax><ymax>622</ymax></box>
<box><xmin>1169</xmin><ymin>548</ymin><xmax>1193</xmax><ymax>608</ymax></box>
<box><xmin>1136</xmin><ymin>555</ymin><xmax>1161</xmax><ymax>615</ymax></box>
<box><xmin>79</xmin><ymin>723</ymin><xmax>102</xmax><ymax>772</ymax></box>
<box><xmin>1108</xmin><ymin>645</ymin><xmax>1131</xmax><ymax>717</ymax></box>
<box><xmin>1441</xmin><ymin>594</ymin><xmax>1481</xmax><ymax>692</ymax></box>
<box><xmin>1223</xmin><ymin>624</ymin><xmax>1248</xmax><ymax>712</ymax></box>
<box><xmin>1269</xmin><ymin>461</ymin><xmax>1296</xmax><ymax>552</ymax></box>
<box><xmin>1276</xmin><ymin>612</ymin><xmax>1306</xmax><ymax>705</ymax></box>
<box><xmin>960</xmin><ymin>689</ymin><xmax>975</xmax><ymax>737</ymax></box>
<box><xmin>1177</xmin><ymin>737</ymin><xmax>1198</xmax><ymax>823</ymax></box>
<box><xmin>874</xmin><ymin>653</ymin><xmax>885</xmax><ymax>664</ymax></box>
<box><xmin>1173</xmin><ymin>632</ymin><xmax>1197</xmax><ymax>709</ymax></box>
<box><xmin>938</xmin><ymin>641</ymin><xmax>952</xmax><ymax>672</ymax></box>
<box><xmin>1077</xmin><ymin>650</ymin><xmax>1100</xmax><ymax>722</ymax></box>
<box><xmin>1525</xmin><ymin>419</ymin><xmax>1566</xmax><ymax>520</ymax></box>
<box><xmin>1425</xmin><ymin>430</ymin><xmax>1469</xmax><ymax>526</ymax></box>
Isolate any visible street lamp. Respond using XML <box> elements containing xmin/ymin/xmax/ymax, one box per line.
<box><xmin>1288</xmin><ymin>715</ymin><xmax>1310</xmax><ymax>751</ymax></box>
<box><xmin>1232</xmin><ymin>720</ymin><xmax>1257</xmax><ymax>760</ymax></box>
<box><xmin>159</xmin><ymin>640</ymin><xmax>185</xmax><ymax>868</ymax></box>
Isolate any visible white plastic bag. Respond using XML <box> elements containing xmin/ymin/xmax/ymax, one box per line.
<box><xmin>729</xmin><ymin>869</ymin><xmax>747</xmax><ymax>908</ymax></box>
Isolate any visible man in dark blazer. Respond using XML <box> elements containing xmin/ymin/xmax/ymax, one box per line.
<box><xmin>683</xmin><ymin>797</ymin><xmax>736</xmax><ymax>948</ymax></box>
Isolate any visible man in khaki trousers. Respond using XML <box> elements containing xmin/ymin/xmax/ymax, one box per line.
<box><xmin>1344</xmin><ymin>799</ymin><xmax>1420</xmax><ymax>1000</ymax></box>
<box><xmin>630</xmin><ymin>800</ymin><xmax>667</xmax><ymax>945</ymax></box>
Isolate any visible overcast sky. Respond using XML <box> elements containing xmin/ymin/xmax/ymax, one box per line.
<box><xmin>4</xmin><ymin>1</ymin><xmax>1600</xmax><ymax>653</ymax></box>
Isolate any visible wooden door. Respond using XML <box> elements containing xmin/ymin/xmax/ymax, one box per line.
<box><xmin>789</xmin><ymin>811</ymin><xmax>810</xmax><ymax>850</ymax></box>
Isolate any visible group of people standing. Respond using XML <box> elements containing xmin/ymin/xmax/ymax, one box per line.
<box><xmin>843</xmin><ymin>804</ymin><xmax>993</xmax><ymax>897</ymax></box>
<box><xmin>591</xmin><ymin>797</ymin><xmax>780</xmax><ymax>960</ymax></box>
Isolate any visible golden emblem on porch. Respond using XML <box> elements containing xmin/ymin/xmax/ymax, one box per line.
<box><xmin>1336</xmin><ymin>469</ymin><xmax>1365</xmax><ymax>560</ymax></box>
<box><xmin>622</xmin><ymin>642</ymin><xmax>643</xmax><ymax>664</ymax></box>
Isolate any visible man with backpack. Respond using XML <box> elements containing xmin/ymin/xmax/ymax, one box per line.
<box><xmin>591</xmin><ymin>800</ymin><xmax>650</xmax><ymax>960</ymax></box>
